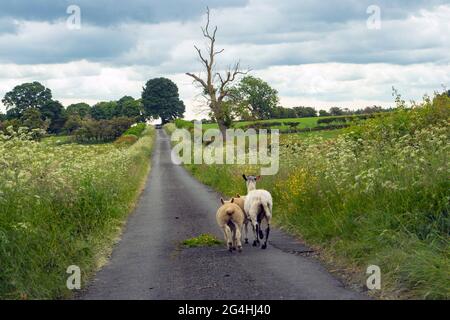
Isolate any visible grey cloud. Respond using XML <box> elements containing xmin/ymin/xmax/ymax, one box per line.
<box><xmin>0</xmin><ymin>0</ymin><xmax>248</xmax><ymax>26</ymax></box>
<box><xmin>0</xmin><ymin>0</ymin><xmax>449</xmax><ymax>71</ymax></box>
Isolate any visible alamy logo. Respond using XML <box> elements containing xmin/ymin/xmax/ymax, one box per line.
<box><xmin>366</xmin><ymin>5</ymin><xmax>381</xmax><ymax>30</ymax></box>
<box><xmin>171</xmin><ymin>121</ymin><xmax>280</xmax><ymax>175</ymax></box>
<box><xmin>66</xmin><ymin>265</ymin><xmax>81</xmax><ymax>290</ymax></box>
<box><xmin>366</xmin><ymin>265</ymin><xmax>381</xmax><ymax>290</ymax></box>
<box><xmin>66</xmin><ymin>5</ymin><xmax>81</xmax><ymax>30</ymax></box>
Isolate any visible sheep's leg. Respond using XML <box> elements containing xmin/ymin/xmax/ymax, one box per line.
<box><xmin>262</xmin><ymin>224</ymin><xmax>270</xmax><ymax>250</ymax></box>
<box><xmin>249</xmin><ymin>205</ymin><xmax>260</xmax><ymax>247</ymax></box>
<box><xmin>261</xmin><ymin>202</ymin><xmax>272</xmax><ymax>249</ymax></box>
<box><xmin>228</xmin><ymin>222</ymin><xmax>237</xmax><ymax>250</ymax></box>
<box><xmin>257</xmin><ymin>213</ymin><xmax>264</xmax><ymax>240</ymax></box>
<box><xmin>252</xmin><ymin>224</ymin><xmax>260</xmax><ymax>247</ymax></box>
<box><xmin>244</xmin><ymin>220</ymin><xmax>249</xmax><ymax>244</ymax></box>
<box><xmin>223</xmin><ymin>225</ymin><xmax>233</xmax><ymax>252</ymax></box>
<box><xmin>234</xmin><ymin>223</ymin><xmax>243</xmax><ymax>252</ymax></box>
<box><xmin>232</xmin><ymin>228</ymin><xmax>237</xmax><ymax>251</ymax></box>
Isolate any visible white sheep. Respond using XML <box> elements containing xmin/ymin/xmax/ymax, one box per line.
<box><xmin>216</xmin><ymin>198</ymin><xmax>245</xmax><ymax>252</ymax></box>
<box><xmin>241</xmin><ymin>175</ymin><xmax>273</xmax><ymax>249</ymax></box>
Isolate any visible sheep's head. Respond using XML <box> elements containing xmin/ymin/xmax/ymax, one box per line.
<box><xmin>242</xmin><ymin>174</ymin><xmax>260</xmax><ymax>192</ymax></box>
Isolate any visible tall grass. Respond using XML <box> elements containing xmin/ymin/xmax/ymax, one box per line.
<box><xmin>0</xmin><ymin>126</ymin><xmax>155</xmax><ymax>299</ymax></box>
<box><xmin>183</xmin><ymin>92</ymin><xmax>450</xmax><ymax>299</ymax></box>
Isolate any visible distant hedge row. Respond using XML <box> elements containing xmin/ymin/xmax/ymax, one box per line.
<box><xmin>317</xmin><ymin>114</ymin><xmax>377</xmax><ymax>125</ymax></box>
<box><xmin>278</xmin><ymin>124</ymin><xmax>349</xmax><ymax>134</ymax></box>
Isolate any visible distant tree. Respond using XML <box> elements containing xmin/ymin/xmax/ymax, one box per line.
<box><xmin>40</xmin><ymin>100</ymin><xmax>66</xmax><ymax>134</ymax></box>
<box><xmin>361</xmin><ymin>106</ymin><xmax>384</xmax><ymax>114</ymax></box>
<box><xmin>0</xmin><ymin>112</ymin><xmax>5</xmax><ymax>122</ymax></box>
<box><xmin>329</xmin><ymin>107</ymin><xmax>344</xmax><ymax>116</ymax></box>
<box><xmin>63</xmin><ymin>115</ymin><xmax>83</xmax><ymax>134</ymax></box>
<box><xmin>5</xmin><ymin>108</ymin><xmax>21</xmax><ymax>120</ymax></box>
<box><xmin>2</xmin><ymin>82</ymin><xmax>52</xmax><ymax>117</ymax></box>
<box><xmin>230</xmin><ymin>76</ymin><xmax>279</xmax><ymax>120</ymax></box>
<box><xmin>66</xmin><ymin>103</ymin><xmax>91</xmax><ymax>118</ymax></box>
<box><xmin>91</xmin><ymin>101</ymin><xmax>118</xmax><ymax>120</ymax></box>
<box><xmin>117</xmin><ymin>96</ymin><xmax>144</xmax><ymax>121</ymax></box>
<box><xmin>142</xmin><ymin>78</ymin><xmax>185</xmax><ymax>124</ymax></box>
<box><xmin>116</xmin><ymin>96</ymin><xmax>134</xmax><ymax>115</ymax></box>
<box><xmin>21</xmin><ymin>108</ymin><xmax>47</xmax><ymax>130</ymax></box>
<box><xmin>319</xmin><ymin>110</ymin><xmax>331</xmax><ymax>117</ymax></box>
<box><xmin>271</xmin><ymin>106</ymin><xmax>297</xmax><ymax>119</ymax></box>
<box><xmin>293</xmin><ymin>106</ymin><xmax>317</xmax><ymax>118</ymax></box>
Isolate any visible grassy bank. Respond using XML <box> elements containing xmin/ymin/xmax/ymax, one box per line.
<box><xmin>0</xmin><ymin>126</ymin><xmax>155</xmax><ymax>299</ymax></box>
<box><xmin>172</xmin><ymin>93</ymin><xmax>449</xmax><ymax>299</ymax></box>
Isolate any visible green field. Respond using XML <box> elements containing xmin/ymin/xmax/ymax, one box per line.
<box><xmin>200</xmin><ymin>116</ymin><xmax>320</xmax><ymax>129</ymax></box>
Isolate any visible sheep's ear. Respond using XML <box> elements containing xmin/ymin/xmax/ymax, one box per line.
<box><xmin>236</xmin><ymin>193</ymin><xmax>240</xmax><ymax>198</ymax></box>
<box><xmin>256</xmin><ymin>175</ymin><xmax>261</xmax><ymax>181</ymax></box>
<box><xmin>220</xmin><ymin>198</ymin><xmax>225</xmax><ymax>204</ymax></box>
<box><xmin>242</xmin><ymin>174</ymin><xmax>247</xmax><ymax>181</ymax></box>
<box><xmin>231</xmin><ymin>198</ymin><xmax>235</xmax><ymax>203</ymax></box>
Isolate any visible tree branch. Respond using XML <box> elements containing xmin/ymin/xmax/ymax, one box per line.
<box><xmin>186</xmin><ymin>73</ymin><xmax>208</xmax><ymax>89</ymax></box>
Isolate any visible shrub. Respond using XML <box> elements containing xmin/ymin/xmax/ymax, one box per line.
<box><xmin>174</xmin><ymin>118</ymin><xmax>193</xmax><ymax>129</ymax></box>
<box><xmin>63</xmin><ymin>115</ymin><xmax>83</xmax><ymax>134</ymax></box>
<box><xmin>73</xmin><ymin>117</ymin><xmax>135</xmax><ymax>143</ymax></box>
<box><xmin>123</xmin><ymin>123</ymin><xmax>147</xmax><ymax>137</ymax></box>
<box><xmin>317</xmin><ymin>114</ymin><xmax>377</xmax><ymax>125</ymax></box>
<box><xmin>114</xmin><ymin>134</ymin><xmax>138</xmax><ymax>148</ymax></box>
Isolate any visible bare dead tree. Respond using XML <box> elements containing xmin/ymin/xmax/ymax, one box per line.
<box><xmin>186</xmin><ymin>7</ymin><xmax>248</xmax><ymax>136</ymax></box>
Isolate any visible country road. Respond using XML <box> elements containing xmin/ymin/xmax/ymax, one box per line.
<box><xmin>80</xmin><ymin>129</ymin><xmax>367</xmax><ymax>300</ymax></box>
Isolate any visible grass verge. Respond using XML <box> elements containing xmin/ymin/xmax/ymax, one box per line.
<box><xmin>0</xmin><ymin>126</ymin><xmax>156</xmax><ymax>299</ymax></box>
<box><xmin>169</xmin><ymin>92</ymin><xmax>450</xmax><ymax>299</ymax></box>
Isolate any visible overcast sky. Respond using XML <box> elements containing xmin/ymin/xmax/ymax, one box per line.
<box><xmin>0</xmin><ymin>0</ymin><xmax>449</xmax><ymax>118</ymax></box>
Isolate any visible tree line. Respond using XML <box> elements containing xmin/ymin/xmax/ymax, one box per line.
<box><xmin>0</xmin><ymin>78</ymin><xmax>185</xmax><ymax>136</ymax></box>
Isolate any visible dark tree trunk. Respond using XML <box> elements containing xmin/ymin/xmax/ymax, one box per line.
<box><xmin>217</xmin><ymin>119</ymin><xmax>228</xmax><ymax>139</ymax></box>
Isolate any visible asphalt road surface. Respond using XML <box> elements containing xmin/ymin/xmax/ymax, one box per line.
<box><xmin>80</xmin><ymin>129</ymin><xmax>366</xmax><ymax>300</ymax></box>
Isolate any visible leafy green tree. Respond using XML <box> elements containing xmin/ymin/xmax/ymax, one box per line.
<box><xmin>142</xmin><ymin>78</ymin><xmax>185</xmax><ymax>124</ymax></box>
<box><xmin>2</xmin><ymin>82</ymin><xmax>53</xmax><ymax>117</ymax></box>
<box><xmin>40</xmin><ymin>100</ymin><xmax>66</xmax><ymax>133</ymax></box>
<box><xmin>117</xmin><ymin>96</ymin><xmax>144</xmax><ymax>121</ymax></box>
<box><xmin>91</xmin><ymin>101</ymin><xmax>118</xmax><ymax>120</ymax></box>
<box><xmin>63</xmin><ymin>115</ymin><xmax>83</xmax><ymax>134</ymax></box>
<box><xmin>271</xmin><ymin>106</ymin><xmax>296</xmax><ymax>119</ymax></box>
<box><xmin>319</xmin><ymin>110</ymin><xmax>331</xmax><ymax>117</ymax></box>
<box><xmin>21</xmin><ymin>108</ymin><xmax>47</xmax><ymax>130</ymax></box>
<box><xmin>293</xmin><ymin>106</ymin><xmax>317</xmax><ymax>118</ymax></box>
<box><xmin>230</xmin><ymin>76</ymin><xmax>279</xmax><ymax>120</ymax></box>
<box><xmin>66</xmin><ymin>103</ymin><xmax>91</xmax><ymax>118</ymax></box>
<box><xmin>329</xmin><ymin>107</ymin><xmax>344</xmax><ymax>116</ymax></box>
